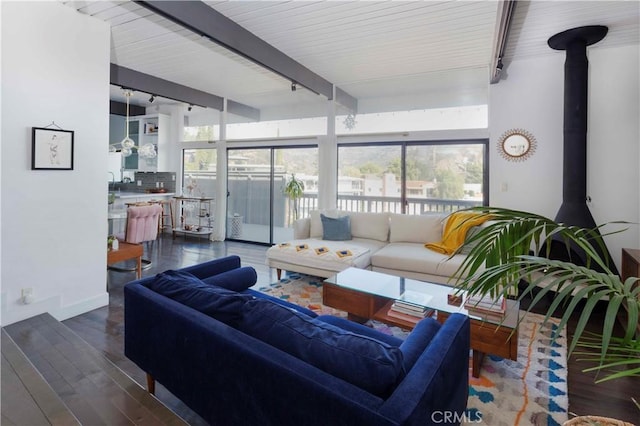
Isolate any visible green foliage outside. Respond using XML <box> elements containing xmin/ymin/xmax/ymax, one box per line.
<box><xmin>434</xmin><ymin>169</ymin><xmax>464</xmax><ymax>199</ymax></box>
<box><xmin>341</xmin><ymin>151</ymin><xmax>481</xmax><ymax>201</ymax></box>
<box><xmin>185</xmin><ymin>150</ymin><xmax>215</xmax><ymax>171</ymax></box>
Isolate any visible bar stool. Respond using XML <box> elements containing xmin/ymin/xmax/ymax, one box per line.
<box><xmin>155</xmin><ymin>199</ymin><xmax>174</xmax><ymax>233</ymax></box>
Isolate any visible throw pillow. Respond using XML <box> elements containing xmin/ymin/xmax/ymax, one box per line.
<box><xmin>321</xmin><ymin>213</ymin><xmax>352</xmax><ymax>241</ymax></box>
<box><xmin>309</xmin><ymin>209</ymin><xmax>341</xmax><ymax>238</ymax></box>
<box><xmin>239</xmin><ymin>299</ymin><xmax>405</xmax><ymax>397</ymax></box>
<box><xmin>145</xmin><ymin>270</ymin><xmax>252</xmax><ymax>326</ymax></box>
<box><xmin>458</xmin><ymin>226</ymin><xmax>481</xmax><ymax>254</ymax></box>
<box><xmin>202</xmin><ymin>266</ymin><xmax>257</xmax><ymax>292</ymax></box>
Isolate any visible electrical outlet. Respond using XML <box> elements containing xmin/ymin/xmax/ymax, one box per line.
<box><xmin>21</xmin><ymin>288</ymin><xmax>34</xmax><ymax>304</ymax></box>
<box><xmin>137</xmin><ymin>180</ymin><xmax>142</xmax><ymax>186</ymax></box>
<box><xmin>155</xmin><ymin>182</ymin><xmax>160</xmax><ymax>188</ymax></box>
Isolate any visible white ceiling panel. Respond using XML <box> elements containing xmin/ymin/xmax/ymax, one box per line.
<box><xmin>63</xmin><ymin>0</ymin><xmax>638</xmax><ymax>116</ymax></box>
<box><xmin>504</xmin><ymin>1</ymin><xmax>640</xmax><ymax>62</ymax></box>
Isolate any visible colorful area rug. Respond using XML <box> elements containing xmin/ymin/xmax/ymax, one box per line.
<box><xmin>257</xmin><ymin>273</ymin><xmax>569</xmax><ymax>426</ymax></box>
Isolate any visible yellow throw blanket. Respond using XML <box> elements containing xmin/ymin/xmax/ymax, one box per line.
<box><xmin>425</xmin><ymin>211</ymin><xmax>492</xmax><ymax>255</ymax></box>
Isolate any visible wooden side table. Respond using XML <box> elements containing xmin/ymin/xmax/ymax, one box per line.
<box><xmin>621</xmin><ymin>248</ymin><xmax>640</xmax><ymax>336</ymax></box>
<box><xmin>107</xmin><ymin>242</ymin><xmax>143</xmax><ymax>279</ymax></box>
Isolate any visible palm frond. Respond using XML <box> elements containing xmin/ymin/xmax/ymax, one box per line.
<box><xmin>449</xmin><ymin>206</ymin><xmax>638</xmax><ymax>382</ymax></box>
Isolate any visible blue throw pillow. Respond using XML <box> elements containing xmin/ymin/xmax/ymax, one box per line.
<box><xmin>321</xmin><ymin>214</ymin><xmax>352</xmax><ymax>241</ymax></box>
<box><xmin>202</xmin><ymin>266</ymin><xmax>257</xmax><ymax>292</ymax></box>
<box><xmin>239</xmin><ymin>299</ymin><xmax>405</xmax><ymax>397</ymax></box>
<box><xmin>145</xmin><ymin>270</ymin><xmax>252</xmax><ymax>326</ymax></box>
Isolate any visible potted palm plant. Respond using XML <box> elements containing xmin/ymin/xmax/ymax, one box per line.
<box><xmin>449</xmin><ymin>206</ymin><xmax>639</xmax><ymax>384</ymax></box>
<box><xmin>284</xmin><ymin>173</ymin><xmax>305</xmax><ymax>222</ymax></box>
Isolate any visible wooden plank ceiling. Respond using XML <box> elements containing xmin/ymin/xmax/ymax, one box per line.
<box><xmin>64</xmin><ymin>1</ymin><xmax>638</xmax><ymax>115</ymax></box>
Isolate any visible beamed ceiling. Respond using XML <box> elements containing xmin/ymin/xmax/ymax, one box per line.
<box><xmin>63</xmin><ymin>0</ymin><xmax>639</xmax><ymax>119</ymax></box>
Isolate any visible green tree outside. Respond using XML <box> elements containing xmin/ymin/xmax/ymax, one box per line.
<box><xmin>434</xmin><ymin>169</ymin><xmax>464</xmax><ymax>199</ymax></box>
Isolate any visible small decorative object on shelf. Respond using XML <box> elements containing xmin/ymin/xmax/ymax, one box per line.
<box><xmin>464</xmin><ymin>293</ymin><xmax>506</xmax><ymax>320</ymax></box>
<box><xmin>108</xmin><ymin>235</ymin><xmax>118</xmax><ymax>250</ymax></box>
<box><xmin>387</xmin><ymin>300</ymin><xmax>434</xmax><ymax>324</ymax></box>
<box><xmin>447</xmin><ymin>293</ymin><xmax>463</xmax><ymax>307</ymax></box>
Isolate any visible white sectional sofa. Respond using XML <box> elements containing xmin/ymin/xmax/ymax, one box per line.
<box><xmin>266</xmin><ymin>210</ymin><xmax>476</xmax><ymax>286</ymax></box>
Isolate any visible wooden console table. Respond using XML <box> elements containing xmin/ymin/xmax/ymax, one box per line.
<box><xmin>107</xmin><ymin>242</ymin><xmax>143</xmax><ymax>279</ymax></box>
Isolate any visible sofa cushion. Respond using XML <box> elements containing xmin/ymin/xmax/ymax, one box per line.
<box><xmin>246</xmin><ymin>289</ymin><xmax>318</xmax><ymax>318</ymax></box>
<box><xmin>321</xmin><ymin>213</ymin><xmax>352</xmax><ymax>241</ymax></box>
<box><xmin>239</xmin><ymin>299</ymin><xmax>405</xmax><ymax>397</ymax></box>
<box><xmin>458</xmin><ymin>225</ymin><xmax>482</xmax><ymax>254</ymax></box>
<box><xmin>145</xmin><ymin>270</ymin><xmax>252</xmax><ymax>326</ymax></box>
<box><xmin>316</xmin><ymin>315</ymin><xmax>403</xmax><ymax>347</ymax></box>
<box><xmin>389</xmin><ymin>213</ymin><xmax>445</xmax><ymax>244</ymax></box>
<box><xmin>349</xmin><ymin>212</ymin><xmax>390</xmax><ymax>242</ymax></box>
<box><xmin>372</xmin><ymin>242</ymin><xmax>472</xmax><ymax>279</ymax></box>
<box><xmin>310</xmin><ymin>209</ymin><xmax>342</xmax><ymax>238</ymax></box>
<box><xmin>201</xmin><ymin>266</ymin><xmax>257</xmax><ymax>292</ymax></box>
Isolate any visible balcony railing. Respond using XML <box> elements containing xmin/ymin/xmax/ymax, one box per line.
<box><xmin>284</xmin><ymin>193</ymin><xmax>482</xmax><ymax>225</ymax></box>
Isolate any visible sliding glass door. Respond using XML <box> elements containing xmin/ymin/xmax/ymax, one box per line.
<box><xmin>227</xmin><ymin>146</ymin><xmax>318</xmax><ymax>244</ymax></box>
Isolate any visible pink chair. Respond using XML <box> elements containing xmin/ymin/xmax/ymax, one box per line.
<box><xmin>110</xmin><ymin>204</ymin><xmax>163</xmax><ymax>272</ymax></box>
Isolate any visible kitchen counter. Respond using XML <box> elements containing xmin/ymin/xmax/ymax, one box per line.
<box><xmin>113</xmin><ymin>191</ymin><xmax>175</xmax><ymax>199</ymax></box>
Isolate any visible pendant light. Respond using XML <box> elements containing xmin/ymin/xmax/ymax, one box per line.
<box><xmin>121</xmin><ymin>90</ymin><xmax>135</xmax><ymax>157</ymax></box>
<box><xmin>109</xmin><ymin>89</ymin><xmax>156</xmax><ymax>159</ymax></box>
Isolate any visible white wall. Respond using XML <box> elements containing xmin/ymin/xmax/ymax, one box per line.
<box><xmin>490</xmin><ymin>45</ymin><xmax>640</xmax><ymax>270</ymax></box>
<box><xmin>1</xmin><ymin>2</ymin><xmax>110</xmax><ymax>325</ymax></box>
<box><xmin>588</xmin><ymin>46</ymin><xmax>640</xmax><ymax>253</ymax></box>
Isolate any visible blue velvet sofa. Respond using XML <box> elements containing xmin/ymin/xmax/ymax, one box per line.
<box><xmin>124</xmin><ymin>256</ymin><xmax>471</xmax><ymax>426</ymax></box>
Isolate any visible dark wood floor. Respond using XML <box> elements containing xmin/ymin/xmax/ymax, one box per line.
<box><xmin>4</xmin><ymin>234</ymin><xmax>639</xmax><ymax>424</ymax></box>
<box><xmin>3</xmin><ymin>314</ymin><xmax>188</xmax><ymax>426</ymax></box>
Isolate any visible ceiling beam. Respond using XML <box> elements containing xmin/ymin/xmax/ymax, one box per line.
<box><xmin>335</xmin><ymin>87</ymin><xmax>358</xmax><ymax>114</ymax></box>
<box><xmin>136</xmin><ymin>0</ymin><xmax>358</xmax><ymax>111</ymax></box>
<box><xmin>490</xmin><ymin>0</ymin><xmax>517</xmax><ymax>84</ymax></box>
<box><xmin>110</xmin><ymin>100</ymin><xmax>146</xmax><ymax>117</ymax></box>
<box><xmin>110</xmin><ymin>64</ymin><xmax>260</xmax><ymax>121</ymax></box>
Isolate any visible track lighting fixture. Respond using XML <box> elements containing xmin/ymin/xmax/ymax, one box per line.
<box><xmin>291</xmin><ymin>82</ymin><xmax>297</xmax><ymax>92</ymax></box>
<box><xmin>149</xmin><ymin>94</ymin><xmax>156</xmax><ymax>103</ymax></box>
<box><xmin>188</xmin><ymin>104</ymin><xmax>193</xmax><ymax>112</ymax></box>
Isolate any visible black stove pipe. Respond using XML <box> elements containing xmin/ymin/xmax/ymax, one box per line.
<box><xmin>546</xmin><ymin>25</ymin><xmax>618</xmax><ymax>275</ymax></box>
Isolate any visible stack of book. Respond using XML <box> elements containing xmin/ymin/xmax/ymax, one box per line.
<box><xmin>464</xmin><ymin>294</ymin><xmax>506</xmax><ymax>320</ymax></box>
<box><xmin>388</xmin><ymin>300</ymin><xmax>434</xmax><ymax>323</ymax></box>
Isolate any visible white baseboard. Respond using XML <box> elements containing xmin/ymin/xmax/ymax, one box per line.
<box><xmin>1</xmin><ymin>293</ymin><xmax>109</xmax><ymax>326</ymax></box>
<box><xmin>51</xmin><ymin>293</ymin><xmax>110</xmax><ymax>321</ymax></box>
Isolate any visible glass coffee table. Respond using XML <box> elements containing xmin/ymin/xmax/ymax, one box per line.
<box><xmin>323</xmin><ymin>267</ymin><xmax>519</xmax><ymax>377</ymax></box>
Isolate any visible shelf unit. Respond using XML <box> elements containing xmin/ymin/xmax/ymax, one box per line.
<box><xmin>173</xmin><ymin>196</ymin><xmax>214</xmax><ymax>239</ymax></box>
<box><xmin>124</xmin><ymin>113</ymin><xmax>170</xmax><ymax>172</ymax></box>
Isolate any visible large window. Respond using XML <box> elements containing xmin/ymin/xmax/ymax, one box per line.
<box><xmin>338</xmin><ymin>141</ymin><xmax>487</xmax><ymax>214</ymax></box>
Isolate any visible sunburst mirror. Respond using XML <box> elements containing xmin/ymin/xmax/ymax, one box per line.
<box><xmin>498</xmin><ymin>129</ymin><xmax>537</xmax><ymax>162</ymax></box>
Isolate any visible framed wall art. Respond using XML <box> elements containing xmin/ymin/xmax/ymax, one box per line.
<box><xmin>32</xmin><ymin>127</ymin><xmax>74</xmax><ymax>170</ymax></box>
